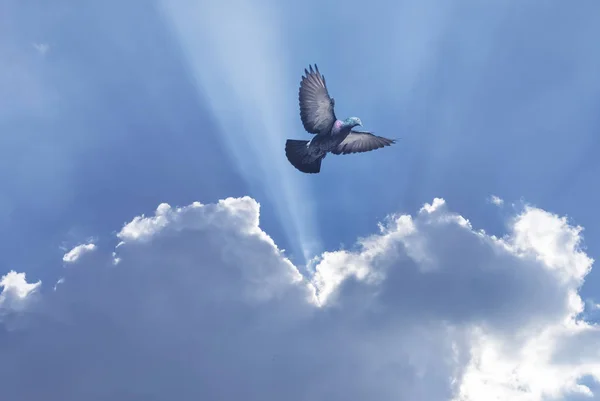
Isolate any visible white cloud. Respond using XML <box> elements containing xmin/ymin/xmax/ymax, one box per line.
<box><xmin>0</xmin><ymin>196</ymin><xmax>598</xmax><ymax>400</ymax></box>
<box><xmin>0</xmin><ymin>271</ymin><xmax>40</xmax><ymax>314</ymax></box>
<box><xmin>489</xmin><ymin>195</ymin><xmax>504</xmax><ymax>206</ymax></box>
<box><xmin>32</xmin><ymin>43</ymin><xmax>50</xmax><ymax>55</ymax></box>
<box><xmin>587</xmin><ymin>300</ymin><xmax>600</xmax><ymax>311</ymax></box>
<box><xmin>53</xmin><ymin>277</ymin><xmax>65</xmax><ymax>291</ymax></box>
<box><xmin>62</xmin><ymin>243</ymin><xmax>97</xmax><ymax>263</ymax></box>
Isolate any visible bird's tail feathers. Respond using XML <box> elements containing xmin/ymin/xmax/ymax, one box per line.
<box><xmin>285</xmin><ymin>139</ymin><xmax>323</xmax><ymax>174</ymax></box>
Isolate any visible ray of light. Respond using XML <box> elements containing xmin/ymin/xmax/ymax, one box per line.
<box><xmin>158</xmin><ymin>0</ymin><xmax>321</xmax><ymax>264</ymax></box>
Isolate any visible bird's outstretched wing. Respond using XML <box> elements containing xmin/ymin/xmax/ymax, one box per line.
<box><xmin>331</xmin><ymin>130</ymin><xmax>396</xmax><ymax>155</ymax></box>
<box><xmin>299</xmin><ymin>64</ymin><xmax>336</xmax><ymax>135</ymax></box>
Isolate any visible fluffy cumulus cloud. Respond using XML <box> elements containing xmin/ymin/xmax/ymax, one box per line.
<box><xmin>62</xmin><ymin>243</ymin><xmax>97</xmax><ymax>264</ymax></box>
<box><xmin>489</xmin><ymin>194</ymin><xmax>504</xmax><ymax>206</ymax></box>
<box><xmin>0</xmin><ymin>271</ymin><xmax>40</xmax><ymax>312</ymax></box>
<box><xmin>0</xmin><ymin>196</ymin><xmax>598</xmax><ymax>400</ymax></box>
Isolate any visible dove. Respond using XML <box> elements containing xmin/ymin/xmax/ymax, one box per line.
<box><xmin>285</xmin><ymin>64</ymin><xmax>396</xmax><ymax>174</ymax></box>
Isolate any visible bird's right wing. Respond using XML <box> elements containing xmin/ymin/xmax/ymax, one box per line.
<box><xmin>299</xmin><ymin>64</ymin><xmax>337</xmax><ymax>135</ymax></box>
<box><xmin>331</xmin><ymin>130</ymin><xmax>396</xmax><ymax>155</ymax></box>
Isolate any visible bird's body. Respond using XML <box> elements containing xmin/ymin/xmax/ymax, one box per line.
<box><xmin>306</xmin><ymin>118</ymin><xmax>358</xmax><ymax>155</ymax></box>
<box><xmin>285</xmin><ymin>64</ymin><xmax>396</xmax><ymax>174</ymax></box>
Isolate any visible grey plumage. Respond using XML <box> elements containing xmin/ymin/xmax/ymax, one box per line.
<box><xmin>331</xmin><ymin>131</ymin><xmax>395</xmax><ymax>155</ymax></box>
<box><xmin>298</xmin><ymin>65</ymin><xmax>336</xmax><ymax>136</ymax></box>
<box><xmin>286</xmin><ymin>64</ymin><xmax>396</xmax><ymax>174</ymax></box>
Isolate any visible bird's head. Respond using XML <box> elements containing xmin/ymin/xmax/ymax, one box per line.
<box><xmin>344</xmin><ymin>117</ymin><xmax>363</xmax><ymax>128</ymax></box>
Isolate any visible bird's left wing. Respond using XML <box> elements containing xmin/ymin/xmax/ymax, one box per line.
<box><xmin>299</xmin><ymin>64</ymin><xmax>337</xmax><ymax>135</ymax></box>
<box><xmin>331</xmin><ymin>130</ymin><xmax>396</xmax><ymax>155</ymax></box>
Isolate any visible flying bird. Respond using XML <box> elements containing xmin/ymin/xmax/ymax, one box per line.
<box><xmin>285</xmin><ymin>64</ymin><xmax>396</xmax><ymax>174</ymax></box>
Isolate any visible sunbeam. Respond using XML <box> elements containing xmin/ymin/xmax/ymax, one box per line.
<box><xmin>159</xmin><ymin>0</ymin><xmax>321</xmax><ymax>264</ymax></box>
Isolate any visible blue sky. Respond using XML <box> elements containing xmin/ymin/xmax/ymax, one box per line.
<box><xmin>2</xmin><ymin>0</ymin><xmax>600</xmax><ymax>399</ymax></box>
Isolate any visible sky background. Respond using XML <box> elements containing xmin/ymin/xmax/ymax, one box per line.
<box><xmin>2</xmin><ymin>0</ymin><xmax>600</xmax><ymax>400</ymax></box>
